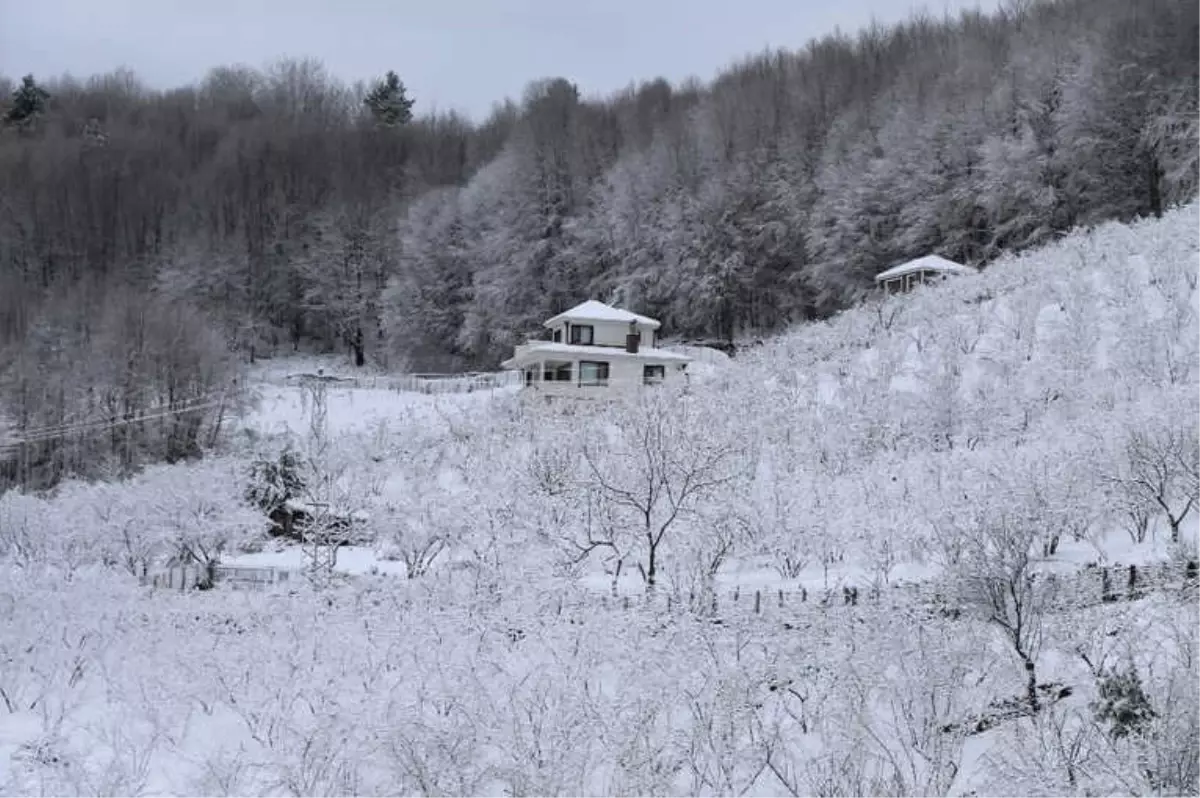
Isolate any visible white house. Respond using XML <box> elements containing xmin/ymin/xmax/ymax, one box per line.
<box><xmin>500</xmin><ymin>300</ymin><xmax>692</xmax><ymax>397</ymax></box>
<box><xmin>875</xmin><ymin>254</ymin><xmax>974</xmax><ymax>294</ymax></box>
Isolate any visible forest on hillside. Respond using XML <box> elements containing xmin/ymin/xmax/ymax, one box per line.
<box><xmin>0</xmin><ymin>0</ymin><xmax>1196</xmax><ymax>486</ymax></box>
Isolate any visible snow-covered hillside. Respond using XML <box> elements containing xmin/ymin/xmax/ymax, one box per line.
<box><xmin>1</xmin><ymin>205</ymin><xmax>1197</xmax><ymax>796</ymax></box>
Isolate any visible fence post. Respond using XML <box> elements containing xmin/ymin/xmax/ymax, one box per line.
<box><xmin>754</xmin><ymin>590</ymin><xmax>761</xmax><ymax>615</ymax></box>
<box><xmin>778</xmin><ymin>589</ymin><xmax>784</xmax><ymax>608</ymax></box>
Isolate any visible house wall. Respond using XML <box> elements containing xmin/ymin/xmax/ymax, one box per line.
<box><xmin>553</xmin><ymin>320</ymin><xmax>657</xmax><ymax>349</ymax></box>
<box><xmin>525</xmin><ymin>356</ymin><xmax>686</xmax><ymax>396</ymax></box>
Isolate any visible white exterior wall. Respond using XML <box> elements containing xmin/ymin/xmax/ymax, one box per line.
<box><xmin>606</xmin><ymin>356</ymin><xmax>648</xmax><ymax>388</ymax></box>
<box><xmin>522</xmin><ymin>355</ymin><xmax>686</xmax><ymax>397</ymax></box>
<box><xmin>550</xmin><ymin>319</ymin><xmax>657</xmax><ymax>348</ymax></box>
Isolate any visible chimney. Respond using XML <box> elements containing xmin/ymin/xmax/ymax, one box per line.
<box><xmin>626</xmin><ymin>321</ymin><xmax>641</xmax><ymax>353</ymax></box>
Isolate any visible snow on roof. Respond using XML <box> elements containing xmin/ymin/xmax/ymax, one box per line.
<box><xmin>501</xmin><ymin>342</ymin><xmax>692</xmax><ymax>369</ymax></box>
<box><xmin>543</xmin><ymin>300</ymin><xmax>661</xmax><ymax>330</ymax></box>
<box><xmin>874</xmin><ymin>254</ymin><xmax>972</xmax><ymax>282</ymax></box>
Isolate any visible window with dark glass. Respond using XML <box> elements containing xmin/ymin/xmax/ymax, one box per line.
<box><xmin>544</xmin><ymin>363</ymin><xmax>572</xmax><ymax>382</ymax></box>
<box><xmin>579</xmin><ymin>361</ymin><xmax>609</xmax><ymax>385</ymax></box>
<box><xmin>643</xmin><ymin>364</ymin><xmax>666</xmax><ymax>384</ymax></box>
<box><xmin>569</xmin><ymin>324</ymin><xmax>594</xmax><ymax>345</ymax></box>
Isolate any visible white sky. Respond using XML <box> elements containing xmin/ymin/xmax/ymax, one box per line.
<box><xmin>0</xmin><ymin>0</ymin><xmax>999</xmax><ymax>120</ymax></box>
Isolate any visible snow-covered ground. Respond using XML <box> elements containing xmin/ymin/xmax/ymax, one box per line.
<box><xmin>1</xmin><ymin>204</ymin><xmax>1197</xmax><ymax>795</ymax></box>
<box><xmin>244</xmin><ymin>379</ymin><xmax>515</xmax><ymax>440</ymax></box>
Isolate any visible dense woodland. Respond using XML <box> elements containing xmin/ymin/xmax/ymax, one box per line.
<box><xmin>0</xmin><ymin>0</ymin><xmax>1197</xmax><ymax>486</ymax></box>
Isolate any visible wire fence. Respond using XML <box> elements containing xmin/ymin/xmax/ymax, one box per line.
<box><xmin>564</xmin><ymin>560</ymin><xmax>1200</xmax><ymax>623</ymax></box>
<box><xmin>281</xmin><ymin>371</ymin><xmax>521</xmax><ymax>394</ymax></box>
<box><xmin>145</xmin><ymin>563</ymin><xmax>294</xmax><ymax>591</ymax></box>
<box><xmin>147</xmin><ymin>557</ymin><xmax>1199</xmax><ymax>625</ymax></box>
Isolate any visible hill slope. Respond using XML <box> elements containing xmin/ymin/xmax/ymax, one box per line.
<box><xmin>0</xmin><ymin>205</ymin><xmax>1196</xmax><ymax>796</ymax></box>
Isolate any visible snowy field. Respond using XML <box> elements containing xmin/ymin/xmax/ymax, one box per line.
<box><xmin>1</xmin><ymin>204</ymin><xmax>1198</xmax><ymax>795</ymax></box>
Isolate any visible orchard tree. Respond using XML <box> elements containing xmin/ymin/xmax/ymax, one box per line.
<box><xmin>574</xmin><ymin>387</ymin><xmax>748</xmax><ymax>590</ymax></box>
<box><xmin>934</xmin><ymin>451</ymin><xmax>1059</xmax><ymax>713</ymax></box>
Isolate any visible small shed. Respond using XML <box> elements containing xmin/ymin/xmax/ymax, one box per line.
<box><xmin>875</xmin><ymin>254</ymin><xmax>973</xmax><ymax>294</ymax></box>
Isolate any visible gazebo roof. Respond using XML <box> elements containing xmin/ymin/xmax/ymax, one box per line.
<box><xmin>875</xmin><ymin>254</ymin><xmax>971</xmax><ymax>282</ymax></box>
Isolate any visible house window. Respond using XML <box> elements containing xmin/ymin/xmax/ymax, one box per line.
<box><xmin>524</xmin><ymin>368</ymin><xmax>535</xmax><ymax>386</ymax></box>
<box><xmin>569</xmin><ymin>324</ymin><xmax>594</xmax><ymax>345</ymax></box>
<box><xmin>544</xmin><ymin>363</ymin><xmax>572</xmax><ymax>382</ymax></box>
<box><xmin>579</xmin><ymin>361</ymin><xmax>609</xmax><ymax>386</ymax></box>
<box><xmin>553</xmin><ymin>329</ymin><xmax>562</xmax><ymax>342</ymax></box>
<box><xmin>643</xmin><ymin>364</ymin><xmax>666</xmax><ymax>384</ymax></box>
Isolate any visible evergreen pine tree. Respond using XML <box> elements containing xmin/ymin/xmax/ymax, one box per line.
<box><xmin>364</xmin><ymin>70</ymin><xmax>415</xmax><ymax>127</ymax></box>
<box><xmin>4</xmin><ymin>74</ymin><xmax>50</xmax><ymax>127</ymax></box>
<box><xmin>1092</xmin><ymin>666</ymin><xmax>1157</xmax><ymax>740</ymax></box>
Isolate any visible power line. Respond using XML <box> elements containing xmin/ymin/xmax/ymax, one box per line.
<box><xmin>5</xmin><ymin>399</ymin><xmax>209</xmax><ymax>444</ymax></box>
<box><xmin>3</xmin><ymin>394</ymin><xmax>223</xmax><ymax>445</ymax></box>
<box><xmin>1</xmin><ymin>387</ymin><xmax>232</xmax><ymax>443</ymax></box>
<box><xmin>0</xmin><ymin>394</ymin><xmax>229</xmax><ymax>454</ymax></box>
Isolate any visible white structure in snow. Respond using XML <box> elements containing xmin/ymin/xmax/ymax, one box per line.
<box><xmin>500</xmin><ymin>300</ymin><xmax>692</xmax><ymax>397</ymax></box>
<box><xmin>875</xmin><ymin>254</ymin><xmax>974</xmax><ymax>294</ymax></box>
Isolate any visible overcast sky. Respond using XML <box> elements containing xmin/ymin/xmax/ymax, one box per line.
<box><xmin>0</xmin><ymin>0</ymin><xmax>998</xmax><ymax>120</ymax></box>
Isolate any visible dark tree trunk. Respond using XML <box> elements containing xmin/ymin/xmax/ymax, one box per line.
<box><xmin>352</xmin><ymin>326</ymin><xmax>365</xmax><ymax>367</ymax></box>
<box><xmin>1148</xmin><ymin>154</ymin><xmax>1164</xmax><ymax>219</ymax></box>
<box><xmin>1024</xmin><ymin>657</ymin><xmax>1040</xmax><ymax>713</ymax></box>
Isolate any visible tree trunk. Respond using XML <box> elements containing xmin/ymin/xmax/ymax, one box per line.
<box><xmin>1148</xmin><ymin>155</ymin><xmax>1163</xmax><ymax>219</ymax></box>
<box><xmin>352</xmin><ymin>326</ymin><xmax>365</xmax><ymax>368</ymax></box>
<box><xmin>647</xmin><ymin>539</ymin><xmax>657</xmax><ymax>589</ymax></box>
<box><xmin>1024</xmin><ymin>657</ymin><xmax>1040</xmax><ymax>713</ymax></box>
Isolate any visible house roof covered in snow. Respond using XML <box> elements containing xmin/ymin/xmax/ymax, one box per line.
<box><xmin>543</xmin><ymin>300</ymin><xmax>662</xmax><ymax>330</ymax></box>
<box><xmin>874</xmin><ymin>254</ymin><xmax>972</xmax><ymax>282</ymax></box>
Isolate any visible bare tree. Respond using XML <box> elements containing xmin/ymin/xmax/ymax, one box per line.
<box><xmin>936</xmin><ymin>460</ymin><xmax>1057</xmax><ymax>714</ymax></box>
<box><xmin>1115</xmin><ymin>415</ymin><xmax>1199</xmax><ymax>543</ymax></box>
<box><xmin>575</xmin><ymin>389</ymin><xmax>747</xmax><ymax>590</ymax></box>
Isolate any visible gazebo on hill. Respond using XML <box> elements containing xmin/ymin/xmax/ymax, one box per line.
<box><xmin>875</xmin><ymin>254</ymin><xmax>973</xmax><ymax>294</ymax></box>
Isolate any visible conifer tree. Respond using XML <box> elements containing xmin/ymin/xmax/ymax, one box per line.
<box><xmin>364</xmin><ymin>70</ymin><xmax>415</xmax><ymax>127</ymax></box>
<box><xmin>4</xmin><ymin>74</ymin><xmax>50</xmax><ymax>127</ymax></box>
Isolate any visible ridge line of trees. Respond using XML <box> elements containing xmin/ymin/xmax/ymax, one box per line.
<box><xmin>0</xmin><ymin>0</ymin><xmax>1196</xmax><ymax>488</ymax></box>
